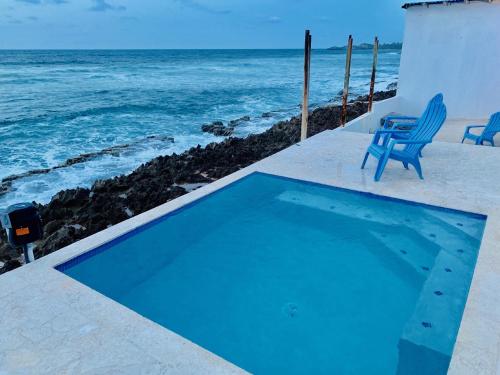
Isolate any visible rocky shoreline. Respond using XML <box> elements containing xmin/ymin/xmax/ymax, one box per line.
<box><xmin>0</xmin><ymin>90</ymin><xmax>395</xmax><ymax>274</ymax></box>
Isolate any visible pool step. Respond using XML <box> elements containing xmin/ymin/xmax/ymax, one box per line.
<box><xmin>277</xmin><ymin>190</ymin><xmax>393</xmax><ymax>225</ymax></box>
<box><xmin>424</xmin><ymin>209</ymin><xmax>484</xmax><ymax>241</ymax></box>
<box><xmin>277</xmin><ymin>190</ymin><xmax>477</xmax><ymax>265</ymax></box>
<box><xmin>368</xmin><ymin>231</ymin><xmax>436</xmax><ymax>279</ymax></box>
<box><xmin>396</xmin><ymin>246</ymin><xmax>477</xmax><ymax>374</ymax></box>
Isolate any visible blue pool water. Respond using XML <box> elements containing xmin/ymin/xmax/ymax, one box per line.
<box><xmin>58</xmin><ymin>173</ymin><xmax>485</xmax><ymax>374</ymax></box>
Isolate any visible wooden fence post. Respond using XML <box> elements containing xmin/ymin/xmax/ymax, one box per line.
<box><xmin>341</xmin><ymin>35</ymin><xmax>353</xmax><ymax>126</ymax></box>
<box><xmin>301</xmin><ymin>30</ymin><xmax>312</xmax><ymax>141</ymax></box>
<box><xmin>368</xmin><ymin>36</ymin><xmax>379</xmax><ymax>112</ymax></box>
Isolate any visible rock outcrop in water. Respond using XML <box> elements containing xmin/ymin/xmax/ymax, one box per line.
<box><xmin>201</xmin><ymin>121</ymin><xmax>234</xmax><ymax>136</ymax></box>
<box><xmin>0</xmin><ymin>90</ymin><xmax>395</xmax><ymax>274</ymax></box>
<box><xmin>201</xmin><ymin>116</ymin><xmax>252</xmax><ymax>137</ymax></box>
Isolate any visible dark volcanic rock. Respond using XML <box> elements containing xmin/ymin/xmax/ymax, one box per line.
<box><xmin>0</xmin><ymin>90</ymin><xmax>395</xmax><ymax>270</ymax></box>
<box><xmin>0</xmin><ymin>180</ymin><xmax>13</xmax><ymax>195</ymax></box>
<box><xmin>355</xmin><ymin>89</ymin><xmax>396</xmax><ymax>103</ymax></box>
<box><xmin>0</xmin><ymin>260</ymin><xmax>22</xmax><ymax>275</ymax></box>
<box><xmin>0</xmin><ymin>240</ymin><xmax>18</xmax><ymax>260</ymax></box>
<box><xmin>228</xmin><ymin>116</ymin><xmax>251</xmax><ymax>126</ymax></box>
<box><xmin>201</xmin><ymin>121</ymin><xmax>234</xmax><ymax>136</ymax></box>
<box><xmin>386</xmin><ymin>82</ymin><xmax>398</xmax><ymax>91</ymax></box>
<box><xmin>52</xmin><ymin>188</ymin><xmax>90</xmax><ymax>208</ymax></box>
<box><xmin>202</xmin><ymin>116</ymin><xmax>251</xmax><ymax>136</ymax></box>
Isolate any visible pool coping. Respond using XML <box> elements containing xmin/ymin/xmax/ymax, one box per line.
<box><xmin>1</xmin><ymin>128</ymin><xmax>499</xmax><ymax>374</ymax></box>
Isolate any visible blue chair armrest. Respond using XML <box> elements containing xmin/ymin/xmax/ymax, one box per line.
<box><xmin>392</xmin><ymin>139</ymin><xmax>432</xmax><ymax>145</ymax></box>
<box><xmin>376</xmin><ymin>129</ymin><xmax>412</xmax><ymax>135</ymax></box>
<box><xmin>465</xmin><ymin>125</ymin><xmax>486</xmax><ymax>132</ymax></box>
<box><xmin>373</xmin><ymin>129</ymin><xmax>413</xmax><ymax>147</ymax></box>
<box><xmin>386</xmin><ymin>138</ymin><xmax>431</xmax><ymax>153</ymax></box>
<box><xmin>374</xmin><ymin>129</ymin><xmax>409</xmax><ymax>140</ymax></box>
<box><xmin>384</xmin><ymin>115</ymin><xmax>419</xmax><ymax>121</ymax></box>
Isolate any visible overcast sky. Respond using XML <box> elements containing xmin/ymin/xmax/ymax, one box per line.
<box><xmin>0</xmin><ymin>0</ymin><xmax>406</xmax><ymax>49</ymax></box>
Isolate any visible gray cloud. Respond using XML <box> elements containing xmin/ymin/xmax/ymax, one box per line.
<box><xmin>174</xmin><ymin>0</ymin><xmax>230</xmax><ymax>15</ymax></box>
<box><xmin>14</xmin><ymin>0</ymin><xmax>68</xmax><ymax>4</ymax></box>
<box><xmin>120</xmin><ymin>15</ymin><xmax>139</xmax><ymax>22</ymax></box>
<box><xmin>266</xmin><ymin>16</ymin><xmax>282</xmax><ymax>24</ymax></box>
<box><xmin>89</xmin><ymin>0</ymin><xmax>126</xmax><ymax>12</ymax></box>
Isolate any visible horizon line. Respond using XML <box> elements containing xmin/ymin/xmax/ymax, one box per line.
<box><xmin>0</xmin><ymin>45</ymin><xmax>403</xmax><ymax>52</ymax></box>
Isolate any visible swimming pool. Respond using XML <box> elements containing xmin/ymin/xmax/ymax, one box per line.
<box><xmin>57</xmin><ymin>172</ymin><xmax>486</xmax><ymax>374</ymax></box>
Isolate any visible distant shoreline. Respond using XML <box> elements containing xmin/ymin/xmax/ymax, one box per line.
<box><xmin>328</xmin><ymin>42</ymin><xmax>402</xmax><ymax>51</ymax></box>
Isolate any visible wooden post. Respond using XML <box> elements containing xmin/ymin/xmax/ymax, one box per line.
<box><xmin>301</xmin><ymin>30</ymin><xmax>312</xmax><ymax>141</ymax></box>
<box><xmin>368</xmin><ymin>36</ymin><xmax>379</xmax><ymax>112</ymax></box>
<box><xmin>341</xmin><ymin>35</ymin><xmax>353</xmax><ymax>126</ymax></box>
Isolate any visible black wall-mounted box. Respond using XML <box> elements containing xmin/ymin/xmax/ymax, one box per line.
<box><xmin>0</xmin><ymin>203</ymin><xmax>43</xmax><ymax>247</ymax></box>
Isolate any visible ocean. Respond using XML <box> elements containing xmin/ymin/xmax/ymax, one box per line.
<box><xmin>0</xmin><ymin>49</ymin><xmax>400</xmax><ymax>207</ymax></box>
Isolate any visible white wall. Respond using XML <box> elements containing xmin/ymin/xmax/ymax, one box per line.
<box><xmin>342</xmin><ymin>96</ymin><xmax>402</xmax><ymax>133</ymax></box>
<box><xmin>398</xmin><ymin>1</ymin><xmax>500</xmax><ymax>119</ymax></box>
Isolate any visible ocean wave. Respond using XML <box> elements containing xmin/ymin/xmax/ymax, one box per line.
<box><xmin>0</xmin><ymin>78</ymin><xmax>57</xmax><ymax>85</ymax></box>
<box><xmin>0</xmin><ymin>132</ymin><xmax>218</xmax><ymax>207</ymax></box>
<box><xmin>0</xmin><ymin>49</ymin><xmax>400</xmax><ymax>207</ymax></box>
<box><xmin>0</xmin><ymin>60</ymin><xmax>101</xmax><ymax>66</ymax></box>
<box><xmin>0</xmin><ymin>85</ymin><xmax>297</xmax><ymax>127</ymax></box>
<box><xmin>0</xmin><ymin>103</ymin><xmax>170</xmax><ymax>127</ymax></box>
<box><xmin>0</xmin><ymin>134</ymin><xmax>175</xmax><ymax>190</ymax></box>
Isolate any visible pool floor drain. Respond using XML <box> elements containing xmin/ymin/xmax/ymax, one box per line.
<box><xmin>283</xmin><ymin>303</ymin><xmax>298</xmax><ymax>318</ymax></box>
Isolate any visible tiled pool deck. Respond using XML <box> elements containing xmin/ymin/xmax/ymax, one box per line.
<box><xmin>1</xmin><ymin>128</ymin><xmax>499</xmax><ymax>374</ymax></box>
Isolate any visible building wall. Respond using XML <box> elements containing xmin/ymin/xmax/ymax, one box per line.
<box><xmin>398</xmin><ymin>1</ymin><xmax>500</xmax><ymax>119</ymax></box>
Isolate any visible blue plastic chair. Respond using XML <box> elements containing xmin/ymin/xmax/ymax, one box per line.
<box><xmin>382</xmin><ymin>94</ymin><xmax>443</xmax><ymax>130</ymax></box>
<box><xmin>383</xmin><ymin>94</ymin><xmax>443</xmax><ymax>134</ymax></box>
<box><xmin>461</xmin><ymin>112</ymin><xmax>500</xmax><ymax>146</ymax></box>
<box><xmin>383</xmin><ymin>94</ymin><xmax>443</xmax><ymax>157</ymax></box>
<box><xmin>361</xmin><ymin>101</ymin><xmax>447</xmax><ymax>181</ymax></box>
